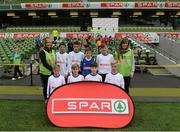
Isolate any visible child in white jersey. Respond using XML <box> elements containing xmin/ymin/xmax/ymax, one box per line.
<box><xmin>56</xmin><ymin>42</ymin><xmax>68</xmax><ymax>79</ymax></box>
<box><xmin>68</xmin><ymin>41</ymin><xmax>84</xmax><ymax>74</ymax></box>
<box><xmin>67</xmin><ymin>63</ymin><xmax>84</xmax><ymax>83</ymax></box>
<box><xmin>96</xmin><ymin>44</ymin><xmax>114</xmax><ymax>82</ymax></box>
<box><xmin>85</xmin><ymin>63</ymin><xmax>102</xmax><ymax>82</ymax></box>
<box><xmin>47</xmin><ymin>65</ymin><xmax>65</xmax><ymax>99</ymax></box>
<box><xmin>105</xmin><ymin>61</ymin><xmax>124</xmax><ymax>89</ymax></box>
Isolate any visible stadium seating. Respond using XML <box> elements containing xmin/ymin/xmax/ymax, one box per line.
<box><xmin>0</xmin><ymin>35</ymin><xmax>157</xmax><ymax>65</ymax></box>
<box><xmin>5</xmin><ymin>26</ymin><xmax>81</xmax><ymax>32</ymax></box>
<box><xmin>1</xmin><ymin>25</ymin><xmax>175</xmax><ymax>33</ymax></box>
<box><xmin>0</xmin><ymin>38</ymin><xmax>35</xmax><ymax>64</ymax></box>
<box><xmin>118</xmin><ymin>26</ymin><xmax>174</xmax><ymax>32</ymax></box>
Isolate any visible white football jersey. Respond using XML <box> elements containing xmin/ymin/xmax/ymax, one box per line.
<box><xmin>56</xmin><ymin>52</ymin><xmax>68</xmax><ymax>77</ymax></box>
<box><xmin>67</xmin><ymin>74</ymin><xmax>84</xmax><ymax>83</ymax></box>
<box><xmin>68</xmin><ymin>51</ymin><xmax>84</xmax><ymax>73</ymax></box>
<box><xmin>96</xmin><ymin>53</ymin><xmax>114</xmax><ymax>74</ymax></box>
<box><xmin>105</xmin><ymin>72</ymin><xmax>124</xmax><ymax>89</ymax></box>
<box><xmin>47</xmin><ymin>75</ymin><xmax>65</xmax><ymax>98</ymax></box>
<box><xmin>85</xmin><ymin>73</ymin><xmax>102</xmax><ymax>82</ymax></box>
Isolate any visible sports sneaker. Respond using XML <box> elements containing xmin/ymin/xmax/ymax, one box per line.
<box><xmin>18</xmin><ymin>76</ymin><xmax>23</xmax><ymax>79</ymax></box>
<box><xmin>12</xmin><ymin>78</ymin><xmax>17</xmax><ymax>80</ymax></box>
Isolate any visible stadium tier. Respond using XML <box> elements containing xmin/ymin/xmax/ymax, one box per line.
<box><xmin>0</xmin><ymin>38</ymin><xmax>35</xmax><ymax>64</ymax></box>
<box><xmin>118</xmin><ymin>26</ymin><xmax>174</xmax><ymax>32</ymax></box>
<box><xmin>0</xmin><ymin>35</ymin><xmax>157</xmax><ymax>71</ymax></box>
<box><xmin>0</xmin><ymin>26</ymin><xmax>174</xmax><ymax>33</ymax></box>
<box><xmin>4</xmin><ymin>26</ymin><xmax>81</xmax><ymax>32</ymax></box>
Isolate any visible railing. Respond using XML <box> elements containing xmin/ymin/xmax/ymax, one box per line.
<box><xmin>145</xmin><ymin>44</ymin><xmax>180</xmax><ymax>64</ymax></box>
<box><xmin>0</xmin><ymin>63</ymin><xmax>33</xmax><ymax>85</ymax></box>
<box><xmin>129</xmin><ymin>36</ymin><xmax>180</xmax><ymax>64</ymax></box>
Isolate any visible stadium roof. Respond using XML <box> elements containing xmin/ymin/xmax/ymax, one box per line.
<box><xmin>1</xmin><ymin>0</ymin><xmax>180</xmax><ymax>4</ymax></box>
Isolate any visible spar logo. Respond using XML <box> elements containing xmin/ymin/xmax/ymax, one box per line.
<box><xmin>47</xmin><ymin>81</ymin><xmax>134</xmax><ymax>128</ymax></box>
<box><xmin>52</xmin><ymin>98</ymin><xmax>129</xmax><ymax>114</ymax></box>
<box><xmin>114</xmin><ymin>100</ymin><xmax>126</xmax><ymax>112</ymax></box>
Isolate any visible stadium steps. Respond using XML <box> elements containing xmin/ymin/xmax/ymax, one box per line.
<box><xmin>144</xmin><ymin>43</ymin><xmax>180</xmax><ymax>64</ymax></box>
<box><xmin>130</xmin><ymin>38</ymin><xmax>179</xmax><ymax>64</ymax></box>
<box><xmin>147</xmin><ymin>68</ymin><xmax>172</xmax><ymax>76</ymax></box>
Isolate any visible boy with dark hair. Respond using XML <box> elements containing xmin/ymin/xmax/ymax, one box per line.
<box><xmin>85</xmin><ymin>62</ymin><xmax>102</xmax><ymax>82</ymax></box>
<box><xmin>56</xmin><ymin>42</ymin><xmax>68</xmax><ymax>79</ymax></box>
<box><xmin>68</xmin><ymin>41</ymin><xmax>84</xmax><ymax>74</ymax></box>
<box><xmin>80</xmin><ymin>47</ymin><xmax>95</xmax><ymax>77</ymax></box>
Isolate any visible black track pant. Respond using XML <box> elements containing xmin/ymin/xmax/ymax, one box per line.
<box><xmin>123</xmin><ymin>76</ymin><xmax>131</xmax><ymax>94</ymax></box>
<box><xmin>14</xmin><ymin>66</ymin><xmax>23</xmax><ymax>78</ymax></box>
<box><xmin>40</xmin><ymin>74</ymin><xmax>50</xmax><ymax>100</ymax></box>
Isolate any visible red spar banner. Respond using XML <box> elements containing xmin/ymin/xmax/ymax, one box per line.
<box><xmin>101</xmin><ymin>2</ymin><xmax>123</xmax><ymax>7</ymax></box>
<box><xmin>13</xmin><ymin>33</ymin><xmax>40</xmax><ymax>38</ymax></box>
<box><xmin>134</xmin><ymin>2</ymin><xmax>159</xmax><ymax>8</ymax></box>
<box><xmin>165</xmin><ymin>2</ymin><xmax>180</xmax><ymax>8</ymax></box>
<box><xmin>157</xmin><ymin>33</ymin><xmax>180</xmax><ymax>37</ymax></box>
<box><xmin>47</xmin><ymin>81</ymin><xmax>134</xmax><ymax>128</ymax></box>
<box><xmin>62</xmin><ymin>3</ymin><xmax>87</xmax><ymax>8</ymax></box>
<box><xmin>66</xmin><ymin>32</ymin><xmax>94</xmax><ymax>38</ymax></box>
<box><xmin>114</xmin><ymin>32</ymin><xmax>159</xmax><ymax>43</ymax></box>
<box><xmin>24</xmin><ymin>3</ymin><xmax>49</xmax><ymax>8</ymax></box>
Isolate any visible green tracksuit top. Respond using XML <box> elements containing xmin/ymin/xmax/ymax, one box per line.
<box><xmin>12</xmin><ymin>52</ymin><xmax>21</xmax><ymax>65</ymax></box>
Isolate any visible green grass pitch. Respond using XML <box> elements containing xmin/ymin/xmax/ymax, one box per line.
<box><xmin>0</xmin><ymin>100</ymin><xmax>179</xmax><ymax>131</ymax></box>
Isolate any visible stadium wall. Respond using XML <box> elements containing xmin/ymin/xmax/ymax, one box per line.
<box><xmin>159</xmin><ymin>37</ymin><xmax>180</xmax><ymax>62</ymax></box>
<box><xmin>156</xmin><ymin>37</ymin><xmax>180</xmax><ymax>77</ymax></box>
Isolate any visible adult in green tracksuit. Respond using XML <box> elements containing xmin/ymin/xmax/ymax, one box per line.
<box><xmin>115</xmin><ymin>38</ymin><xmax>135</xmax><ymax>94</ymax></box>
<box><xmin>39</xmin><ymin>37</ymin><xmax>55</xmax><ymax>101</ymax></box>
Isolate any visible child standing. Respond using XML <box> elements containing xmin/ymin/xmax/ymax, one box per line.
<box><xmin>12</xmin><ymin>48</ymin><xmax>23</xmax><ymax>80</ymax></box>
<box><xmin>47</xmin><ymin>65</ymin><xmax>65</xmax><ymax>99</ymax></box>
<box><xmin>67</xmin><ymin>63</ymin><xmax>84</xmax><ymax>83</ymax></box>
<box><xmin>105</xmin><ymin>61</ymin><xmax>124</xmax><ymax>89</ymax></box>
<box><xmin>80</xmin><ymin>48</ymin><xmax>95</xmax><ymax>77</ymax></box>
<box><xmin>68</xmin><ymin>41</ymin><xmax>84</xmax><ymax>74</ymax></box>
<box><xmin>96</xmin><ymin>44</ymin><xmax>114</xmax><ymax>82</ymax></box>
<box><xmin>56</xmin><ymin>42</ymin><xmax>68</xmax><ymax>79</ymax></box>
<box><xmin>85</xmin><ymin>63</ymin><xmax>102</xmax><ymax>82</ymax></box>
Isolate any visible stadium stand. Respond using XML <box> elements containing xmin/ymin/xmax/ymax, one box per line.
<box><xmin>5</xmin><ymin>26</ymin><xmax>81</xmax><ymax>32</ymax></box>
<box><xmin>118</xmin><ymin>26</ymin><xmax>174</xmax><ymax>32</ymax></box>
<box><xmin>0</xmin><ymin>0</ymin><xmax>179</xmax><ymax>79</ymax></box>
<box><xmin>1</xmin><ymin>0</ymin><xmax>179</xmax><ymax>4</ymax></box>
<box><xmin>0</xmin><ymin>26</ymin><xmax>174</xmax><ymax>33</ymax></box>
